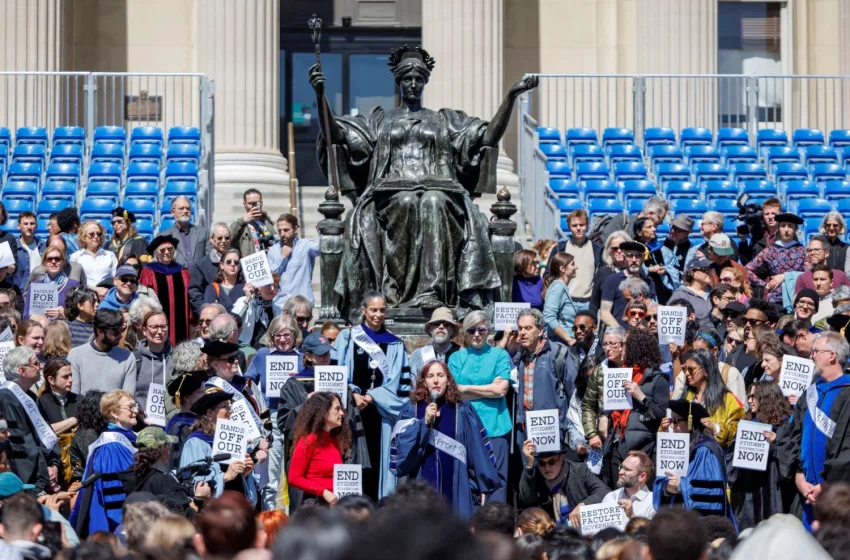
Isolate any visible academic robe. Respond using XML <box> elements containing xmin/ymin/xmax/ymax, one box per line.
<box><xmin>391</xmin><ymin>399</ymin><xmax>504</xmax><ymax>518</ymax></box>
<box><xmin>333</xmin><ymin>326</ymin><xmax>411</xmax><ymax>499</ymax></box>
<box><xmin>180</xmin><ymin>431</ymin><xmax>259</xmax><ymax>505</ymax></box>
<box><xmin>69</xmin><ymin>426</ymin><xmax>137</xmax><ymax>539</ymax></box>
<box><xmin>139</xmin><ymin>262</ymin><xmax>191</xmax><ymax>347</ymax></box>
<box><xmin>165</xmin><ymin>411</ymin><xmax>197</xmax><ymax>469</ymax></box>
<box><xmin>0</xmin><ymin>387</ymin><xmax>55</xmax><ymax>491</ymax></box>
<box><xmin>653</xmin><ymin>434</ymin><xmax>736</xmax><ymax>528</ymax></box>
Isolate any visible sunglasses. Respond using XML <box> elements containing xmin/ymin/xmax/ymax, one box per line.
<box><xmin>295</xmin><ymin>315</ymin><xmax>311</xmax><ymax>323</ymax></box>
<box><xmin>719</xmin><ymin>276</ymin><xmax>736</xmax><ymax>283</ymax></box>
<box><xmin>683</xmin><ymin>366</ymin><xmax>702</xmax><ymax>376</ymax></box>
<box><xmin>574</xmin><ymin>324</ymin><xmax>593</xmax><ymax>331</ymax></box>
<box><xmin>726</xmin><ymin>336</ymin><xmax>742</xmax><ymax>345</ymax></box>
<box><xmin>118</xmin><ymin>276</ymin><xmax>138</xmax><ymax>285</ymax></box>
<box><xmin>431</xmin><ymin>321</ymin><xmax>454</xmax><ymax>329</ymax></box>
<box><xmin>645</xmin><ymin>313</ymin><xmax>658</xmax><ymax>321</ymax></box>
<box><xmin>466</xmin><ymin>327</ymin><xmax>490</xmax><ymax>335</ymax></box>
<box><xmin>219</xmin><ymin>354</ymin><xmax>239</xmax><ymax>364</ymax></box>
<box><xmin>223</xmin><ymin>260</ymin><xmax>239</xmax><ymax>265</ymax></box>
<box><xmin>538</xmin><ymin>455</ymin><xmax>563</xmax><ymax>467</ymax></box>
<box><xmin>744</xmin><ymin>317</ymin><xmax>767</xmax><ymax>326</ymax></box>
<box><xmin>627</xmin><ymin>310</ymin><xmax>646</xmax><ymax>319</ymax></box>
<box><xmin>44</xmin><ymin>256</ymin><xmax>63</xmax><ymax>263</ymax></box>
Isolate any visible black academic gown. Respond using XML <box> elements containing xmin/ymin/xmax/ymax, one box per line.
<box><xmin>0</xmin><ymin>388</ymin><xmax>53</xmax><ymax>490</ymax></box>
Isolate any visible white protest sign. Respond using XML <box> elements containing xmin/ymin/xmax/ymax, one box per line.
<box><xmin>0</xmin><ymin>242</ymin><xmax>14</xmax><ymax>268</ymax></box>
<box><xmin>0</xmin><ymin>327</ymin><xmax>12</xmax><ymax>343</ymax></box>
<box><xmin>779</xmin><ymin>355</ymin><xmax>815</xmax><ymax>397</ymax></box>
<box><xmin>333</xmin><ymin>464</ymin><xmax>363</xmax><ymax>497</ymax></box>
<box><xmin>145</xmin><ymin>383</ymin><xmax>167</xmax><ymax>427</ymax></box>
<box><xmin>229</xmin><ymin>399</ymin><xmax>262</xmax><ymax>441</ymax></box>
<box><xmin>526</xmin><ymin>409</ymin><xmax>560</xmax><ymax>453</ymax></box>
<box><xmin>212</xmin><ymin>418</ymin><xmax>248</xmax><ymax>464</ymax></box>
<box><xmin>0</xmin><ymin>341</ymin><xmax>14</xmax><ymax>370</ymax></box>
<box><xmin>602</xmin><ymin>367</ymin><xmax>633</xmax><ymax>411</ymax></box>
<box><xmin>656</xmin><ymin>432</ymin><xmax>690</xmax><ymax>477</ymax></box>
<box><xmin>579</xmin><ymin>503</ymin><xmax>628</xmax><ymax>535</ymax></box>
<box><xmin>586</xmin><ymin>448</ymin><xmax>603</xmax><ymax>475</ymax></box>
<box><xmin>494</xmin><ymin>302</ymin><xmax>530</xmax><ymax>331</ymax></box>
<box><xmin>315</xmin><ymin>366</ymin><xmax>348</xmax><ymax>404</ymax></box>
<box><xmin>265</xmin><ymin>356</ymin><xmax>298</xmax><ymax>398</ymax></box>
<box><xmin>28</xmin><ymin>283</ymin><xmax>58</xmax><ymax>316</ymax></box>
<box><xmin>657</xmin><ymin>306</ymin><xmax>687</xmax><ymax>346</ymax></box>
<box><xmin>732</xmin><ymin>420</ymin><xmax>772</xmax><ymax>471</ymax></box>
<box><xmin>240</xmin><ymin>251</ymin><xmax>274</xmax><ymax>288</ymax></box>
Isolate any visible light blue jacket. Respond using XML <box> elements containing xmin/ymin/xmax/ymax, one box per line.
<box><xmin>543</xmin><ymin>279</ymin><xmax>579</xmax><ymax>341</ymax></box>
<box><xmin>181</xmin><ymin>435</ymin><xmax>258</xmax><ymax>504</ymax></box>
<box><xmin>647</xmin><ymin>245</ymin><xmax>682</xmax><ymax>294</ymax></box>
<box><xmin>267</xmin><ymin>237</ymin><xmax>320</xmax><ymax>306</ymax></box>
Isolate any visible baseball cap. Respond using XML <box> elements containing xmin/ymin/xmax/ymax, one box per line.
<box><xmin>687</xmin><ymin>257</ymin><xmax>712</xmax><ymax>272</ymax></box>
<box><xmin>115</xmin><ymin>265</ymin><xmax>139</xmax><ymax>279</ymax></box>
<box><xmin>708</xmin><ymin>234</ymin><xmax>735</xmax><ymax>257</ymax></box>
<box><xmin>302</xmin><ymin>332</ymin><xmax>332</xmax><ymax>356</ymax></box>
<box><xmin>135</xmin><ymin>426</ymin><xmax>178</xmax><ymax>450</ymax></box>
<box><xmin>0</xmin><ymin>472</ymin><xmax>35</xmax><ymax>498</ymax></box>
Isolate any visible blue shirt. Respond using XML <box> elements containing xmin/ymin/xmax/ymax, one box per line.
<box><xmin>244</xmin><ymin>347</ymin><xmax>302</xmax><ymax>410</ymax></box>
<box><xmin>448</xmin><ymin>346</ymin><xmax>512</xmax><ymax>437</ymax></box>
<box><xmin>267</xmin><ymin>237</ymin><xmax>320</xmax><ymax>305</ymax></box>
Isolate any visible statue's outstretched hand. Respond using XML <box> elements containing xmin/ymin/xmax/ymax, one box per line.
<box><xmin>309</xmin><ymin>63</ymin><xmax>325</xmax><ymax>96</ymax></box>
<box><xmin>510</xmin><ymin>75</ymin><xmax>539</xmax><ymax>97</ymax></box>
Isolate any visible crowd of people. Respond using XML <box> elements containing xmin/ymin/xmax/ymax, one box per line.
<box><xmin>0</xmin><ymin>189</ymin><xmax>849</xmax><ymax>559</ymax></box>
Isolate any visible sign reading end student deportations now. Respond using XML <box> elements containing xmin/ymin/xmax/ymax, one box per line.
<box><xmin>240</xmin><ymin>251</ymin><xmax>274</xmax><ymax>287</ymax></box>
<box><xmin>315</xmin><ymin>366</ymin><xmax>348</xmax><ymax>404</ymax></box>
<box><xmin>657</xmin><ymin>306</ymin><xmax>687</xmax><ymax>346</ymax></box>
<box><xmin>603</xmin><ymin>368</ymin><xmax>633</xmax><ymax>411</ymax></box>
<box><xmin>333</xmin><ymin>464</ymin><xmax>363</xmax><ymax>497</ymax></box>
<box><xmin>579</xmin><ymin>503</ymin><xmax>628</xmax><ymax>535</ymax></box>
<box><xmin>656</xmin><ymin>432</ymin><xmax>690</xmax><ymax>477</ymax></box>
<box><xmin>265</xmin><ymin>356</ymin><xmax>299</xmax><ymax>398</ymax></box>
<box><xmin>732</xmin><ymin>420</ymin><xmax>771</xmax><ymax>471</ymax></box>
<box><xmin>779</xmin><ymin>355</ymin><xmax>815</xmax><ymax>398</ymax></box>
<box><xmin>494</xmin><ymin>302</ymin><xmax>530</xmax><ymax>331</ymax></box>
<box><xmin>526</xmin><ymin>409</ymin><xmax>560</xmax><ymax>454</ymax></box>
<box><xmin>212</xmin><ymin>418</ymin><xmax>248</xmax><ymax>464</ymax></box>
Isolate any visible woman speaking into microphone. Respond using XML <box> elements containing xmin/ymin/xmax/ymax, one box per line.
<box><xmin>391</xmin><ymin>361</ymin><xmax>504</xmax><ymax>518</ymax></box>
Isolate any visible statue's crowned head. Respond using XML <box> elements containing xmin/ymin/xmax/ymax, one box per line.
<box><xmin>388</xmin><ymin>45</ymin><xmax>436</xmax><ymax>84</ymax></box>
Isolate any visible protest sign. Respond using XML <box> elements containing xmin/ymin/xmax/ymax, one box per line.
<box><xmin>579</xmin><ymin>503</ymin><xmax>628</xmax><ymax>535</ymax></box>
<box><xmin>779</xmin><ymin>355</ymin><xmax>815</xmax><ymax>397</ymax></box>
<box><xmin>526</xmin><ymin>409</ymin><xmax>560</xmax><ymax>454</ymax></box>
<box><xmin>657</xmin><ymin>306</ymin><xmax>687</xmax><ymax>346</ymax></box>
<box><xmin>0</xmin><ymin>242</ymin><xmax>14</xmax><ymax>268</ymax></box>
<box><xmin>265</xmin><ymin>356</ymin><xmax>299</xmax><ymax>398</ymax></box>
<box><xmin>494</xmin><ymin>302</ymin><xmax>530</xmax><ymax>331</ymax></box>
<box><xmin>228</xmin><ymin>399</ymin><xmax>263</xmax><ymax>441</ymax></box>
<box><xmin>145</xmin><ymin>383</ymin><xmax>167</xmax><ymax>427</ymax></box>
<box><xmin>656</xmin><ymin>432</ymin><xmax>690</xmax><ymax>477</ymax></box>
<box><xmin>0</xmin><ymin>327</ymin><xmax>12</xmax><ymax>343</ymax></box>
<box><xmin>315</xmin><ymin>366</ymin><xmax>348</xmax><ymax>404</ymax></box>
<box><xmin>0</xmin><ymin>341</ymin><xmax>14</xmax><ymax>370</ymax></box>
<box><xmin>28</xmin><ymin>283</ymin><xmax>58</xmax><ymax>316</ymax></box>
<box><xmin>586</xmin><ymin>448</ymin><xmax>604</xmax><ymax>475</ymax></box>
<box><xmin>602</xmin><ymin>367</ymin><xmax>633</xmax><ymax>411</ymax></box>
<box><xmin>212</xmin><ymin>418</ymin><xmax>248</xmax><ymax>464</ymax></box>
<box><xmin>240</xmin><ymin>251</ymin><xmax>274</xmax><ymax>288</ymax></box>
<box><xmin>333</xmin><ymin>464</ymin><xmax>363</xmax><ymax>497</ymax></box>
<box><xmin>732</xmin><ymin>420</ymin><xmax>772</xmax><ymax>471</ymax></box>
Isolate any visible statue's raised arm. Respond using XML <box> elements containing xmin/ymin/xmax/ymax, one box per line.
<box><xmin>483</xmin><ymin>75</ymin><xmax>539</xmax><ymax>148</ymax></box>
<box><xmin>308</xmin><ymin>63</ymin><xmax>344</xmax><ymax>145</ymax></box>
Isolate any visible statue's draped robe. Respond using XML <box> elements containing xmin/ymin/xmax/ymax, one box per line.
<box><xmin>319</xmin><ymin>106</ymin><xmax>500</xmax><ymax>311</ymax></box>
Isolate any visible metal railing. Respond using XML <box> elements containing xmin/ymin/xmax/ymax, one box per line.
<box><xmin>0</xmin><ymin>71</ymin><xmax>215</xmax><ymax>229</ymax></box>
<box><xmin>518</xmin><ymin>103</ymin><xmax>560</xmax><ymax>242</ymax></box>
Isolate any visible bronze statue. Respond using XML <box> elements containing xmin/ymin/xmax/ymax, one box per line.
<box><xmin>309</xmin><ymin>45</ymin><xmax>537</xmax><ymax>315</ymax></box>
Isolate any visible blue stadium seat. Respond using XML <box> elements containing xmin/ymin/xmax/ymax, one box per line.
<box><xmin>644</xmin><ymin>127</ymin><xmax>676</xmax><ymax>151</ymax></box>
<box><xmin>607</xmin><ymin>144</ymin><xmax>642</xmax><ymax>165</ymax></box>
<box><xmin>627</xmin><ymin>198</ymin><xmax>646</xmax><ymax>214</ymax></box>
<box><xmin>570</xmin><ymin>144</ymin><xmax>605</xmax><ymax>165</ymax></box>
<box><xmin>50</xmin><ymin>144</ymin><xmax>83</xmax><ymax>166</ymax></box>
<box><xmin>722</xmin><ymin>221</ymin><xmax>738</xmax><ymax>235</ymax></box>
<box><xmin>796</xmin><ymin>198</ymin><xmax>833</xmax><ymax>218</ymax></box>
<box><xmin>52</xmin><ymin>126</ymin><xmax>85</xmax><ymax>147</ymax></box>
<box><xmin>80</xmin><ymin>198</ymin><xmax>116</xmax><ymax>221</ymax></box>
<box><xmin>0</xmin><ymin>145</ymin><xmax>8</xmax><ymax>169</ymax></box>
<box><xmin>537</xmin><ymin>127</ymin><xmax>562</xmax><ymax>145</ymax></box>
<box><xmin>556</xmin><ymin>198</ymin><xmax>584</xmax><ymax>213</ymax></box>
<box><xmin>0</xmin><ymin>128</ymin><xmax>11</xmax><ymax>151</ymax></box>
<box><xmin>613</xmin><ymin>162</ymin><xmax>647</xmax><ymax>182</ymax></box>
<box><xmin>741</xmin><ymin>180</ymin><xmax>778</xmax><ymax>199</ymax></box>
<box><xmin>722</xmin><ymin>145</ymin><xmax>758</xmax><ymax>166</ymax></box>
<box><xmin>7</xmin><ymin>162</ymin><xmax>42</xmax><ymax>186</ymax></box>
<box><xmin>716</xmin><ymin>128</ymin><xmax>749</xmax><ymax>150</ymax></box>
<box><xmin>793</xmin><ymin>128</ymin><xmax>825</xmax><ymax>148</ymax></box>
<box><xmin>15</xmin><ymin>127</ymin><xmax>48</xmax><ymax>147</ymax></box>
<box><xmin>602</xmin><ymin>128</ymin><xmax>634</xmax><ymax>150</ymax></box>
<box><xmin>766</xmin><ymin>147</ymin><xmax>800</xmax><ymax>174</ymax></box>
<box><xmin>2</xmin><ymin>198</ymin><xmax>33</xmax><ymax>219</ymax></box>
<box><xmin>45</xmin><ymin>163</ymin><xmax>81</xmax><ymax>186</ymax></box>
<box><xmin>167</xmin><ymin>126</ymin><xmax>201</xmax><ymax>148</ymax></box>
<box><xmin>548</xmin><ymin>179</ymin><xmax>580</xmax><ymax>198</ymax></box>
<box><xmin>665</xmin><ymin>181</ymin><xmax>701</xmax><ymax>201</ymax></box>
<box><xmin>126</xmin><ymin>162</ymin><xmax>161</xmax><ymax>185</ymax></box>
<box><xmin>587</xmin><ymin>199</ymin><xmax>624</xmax><ymax>216</ymax></box>
<box><xmin>842</xmin><ymin>147</ymin><xmax>850</xmax><ymax>168</ymax></box>
<box><xmin>128</xmin><ymin>144</ymin><xmax>163</xmax><ymax>165</ymax></box>
<box><xmin>805</xmin><ymin>145</ymin><xmax>839</xmax><ymax>168</ymax></box>
<box><xmin>680</xmin><ymin>127</ymin><xmax>713</xmax><ymax>148</ymax></box>
<box><xmin>575</xmin><ymin>162</ymin><xmax>610</xmax><ymax>183</ymax></box>
<box><xmin>649</xmin><ymin>145</ymin><xmax>684</xmax><ymax>171</ymax></box>
<box><xmin>163</xmin><ymin>180</ymin><xmax>199</xmax><ymax>204</ymax></box>
<box><xmin>823</xmin><ymin>181</ymin><xmax>850</xmax><ymax>202</ymax></box>
<box><xmin>41</xmin><ymin>180</ymin><xmax>77</xmax><ymax>203</ymax></box>
<box><xmin>85</xmin><ymin>183</ymin><xmax>120</xmax><ymax>205</ymax></box>
<box><xmin>773</xmin><ymin>163</ymin><xmax>809</xmax><ymax>186</ymax></box>
<box><xmin>811</xmin><ymin>163</ymin><xmax>847</xmax><ymax>185</ymax></box>
<box><xmin>87</xmin><ymin>162</ymin><xmax>123</xmax><ymax>190</ymax></box>
<box><xmin>136</xmin><ymin>216</ymin><xmax>154</xmax><ymax>236</ymax></box>
<box><xmin>36</xmin><ymin>198</ymin><xmax>73</xmax><ymax>220</ymax></box>
<box><xmin>621</xmin><ymin>180</ymin><xmax>656</xmax><ymax>205</ymax></box>
<box><xmin>1</xmin><ymin>219</ymin><xmax>17</xmax><ymax>235</ymax></box>
<box><xmin>158</xmin><ymin>215</ymin><xmax>176</xmax><ymax>233</ymax></box>
<box><xmin>565</xmin><ymin>128</ymin><xmax>598</xmax><ymax>151</ymax></box>
<box><xmin>123</xmin><ymin>181</ymin><xmax>159</xmax><ymax>205</ymax></box>
<box><xmin>166</xmin><ymin>144</ymin><xmax>201</xmax><ymax>166</ymax></box>
<box><xmin>655</xmin><ymin>163</ymin><xmax>691</xmax><ymax>185</ymax></box>
<box><xmin>2</xmin><ymin>181</ymin><xmax>37</xmax><ymax>204</ymax></box>
<box><xmin>93</xmin><ymin>126</ymin><xmax>127</xmax><ymax>149</ymax></box>
<box><xmin>123</xmin><ymin>198</ymin><xmax>156</xmax><ymax>222</ymax></box>
<box><xmin>756</xmin><ymin>129</ymin><xmax>788</xmax><ymax>152</ymax></box>
<box><xmin>805</xmin><ymin>218</ymin><xmax>822</xmax><ymax>243</ymax></box>
<box><xmin>540</xmin><ymin>143</ymin><xmax>567</xmax><ymax>161</ymax></box>
<box><xmin>688</xmin><ymin>220</ymin><xmax>705</xmax><ymax>245</ymax></box>
<box><xmin>91</xmin><ymin>143</ymin><xmax>125</xmax><ymax>166</ymax></box>
<box><xmin>708</xmin><ymin>198</ymin><xmax>739</xmax><ymax>219</ymax></box>
<box><xmin>732</xmin><ymin>163</ymin><xmax>767</xmax><ymax>184</ymax></box>
<box><xmin>693</xmin><ymin>163</ymin><xmax>729</xmax><ymax>184</ymax></box>
<box><xmin>12</xmin><ymin>145</ymin><xmax>46</xmax><ymax>166</ymax></box>
<box><xmin>685</xmin><ymin>146</ymin><xmax>721</xmax><ymax>169</ymax></box>
<box><xmin>784</xmin><ymin>180</ymin><xmax>819</xmax><ymax>203</ymax></box>
<box><xmin>130</xmin><ymin>126</ymin><xmax>164</xmax><ymax>149</ymax></box>
<box><xmin>703</xmin><ymin>180</ymin><xmax>738</xmax><ymax>201</ymax></box>
<box><xmin>656</xmin><ymin>221</ymin><xmax>670</xmax><ymax>241</ymax></box>
<box><xmin>829</xmin><ymin>130</ymin><xmax>850</xmax><ymax>149</ymax></box>
<box><xmin>672</xmin><ymin>199</ymin><xmax>708</xmax><ymax>220</ymax></box>
<box><xmin>546</xmin><ymin>161</ymin><xmax>572</xmax><ymax>178</ymax></box>
<box><xmin>582</xmin><ymin>180</ymin><xmax>618</xmax><ymax>203</ymax></box>
<box><xmin>836</xmin><ymin>199</ymin><xmax>850</xmax><ymax>221</ymax></box>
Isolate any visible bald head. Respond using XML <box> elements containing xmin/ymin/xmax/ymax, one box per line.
<box><xmin>209</xmin><ymin>313</ymin><xmax>238</xmax><ymax>343</ymax></box>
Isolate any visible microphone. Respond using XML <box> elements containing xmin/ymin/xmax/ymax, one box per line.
<box><xmin>429</xmin><ymin>389</ymin><xmax>440</xmax><ymax>425</ymax></box>
<box><xmin>212</xmin><ymin>453</ymin><xmax>231</xmax><ymax>463</ymax></box>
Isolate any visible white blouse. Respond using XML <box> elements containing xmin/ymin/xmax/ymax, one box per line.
<box><xmin>69</xmin><ymin>248</ymin><xmax>117</xmax><ymax>286</ymax></box>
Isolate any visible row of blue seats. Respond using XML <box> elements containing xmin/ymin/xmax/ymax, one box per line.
<box><xmin>0</xmin><ymin>161</ymin><xmax>200</xmax><ymax>190</ymax></box>
<box><xmin>0</xmin><ymin>125</ymin><xmax>201</xmax><ymax>152</ymax></box>
<box><xmin>0</xmin><ymin>142</ymin><xmax>201</xmax><ymax>170</ymax></box>
<box><xmin>2</xmin><ymin>178</ymin><xmax>197</xmax><ymax>209</ymax></box>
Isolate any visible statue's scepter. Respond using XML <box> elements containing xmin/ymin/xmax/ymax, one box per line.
<box><xmin>308</xmin><ymin>13</ymin><xmax>340</xmax><ymax>201</ymax></box>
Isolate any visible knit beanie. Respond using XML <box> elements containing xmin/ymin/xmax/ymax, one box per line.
<box><xmin>794</xmin><ymin>288</ymin><xmax>819</xmax><ymax>313</ymax></box>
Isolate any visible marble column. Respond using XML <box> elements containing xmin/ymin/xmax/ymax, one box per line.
<box><xmin>195</xmin><ymin>0</ymin><xmax>289</xmax><ymax>216</ymax></box>
<box><xmin>422</xmin><ymin>0</ymin><xmax>518</xmax><ymax>188</ymax></box>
